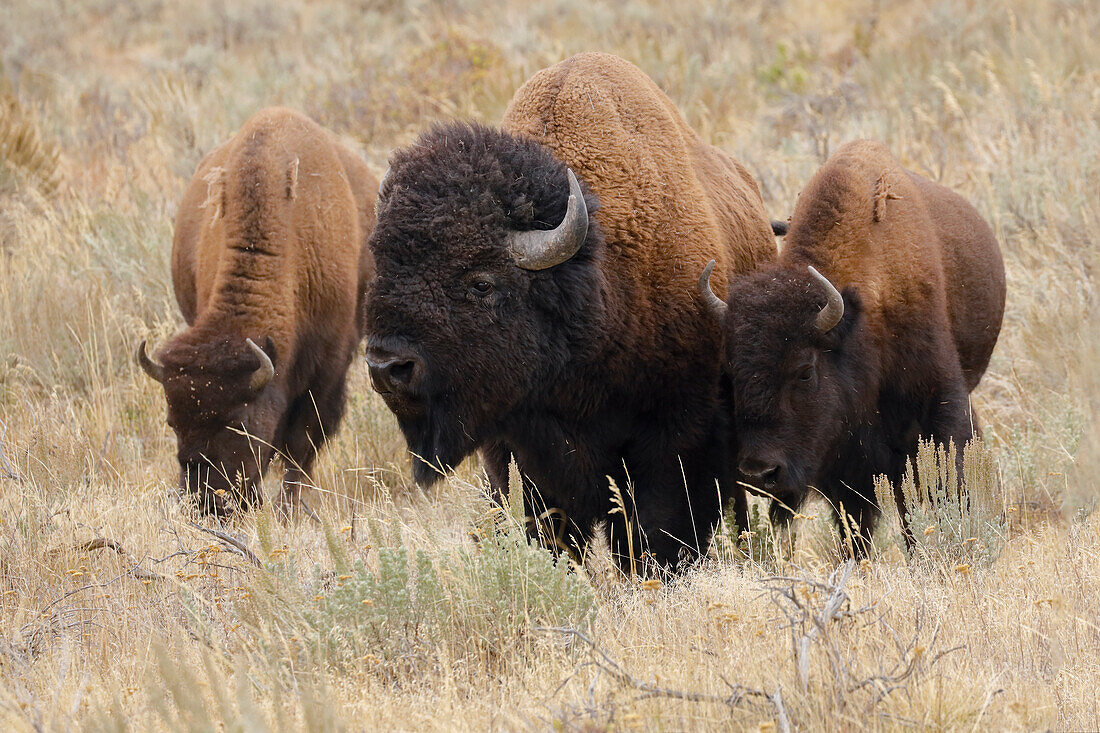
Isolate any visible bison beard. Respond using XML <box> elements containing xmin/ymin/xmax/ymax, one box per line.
<box><xmin>366</xmin><ymin>122</ymin><xmax>741</xmax><ymax>573</ymax></box>
<box><xmin>396</xmin><ymin>397</ymin><xmax>480</xmax><ymax>487</ymax></box>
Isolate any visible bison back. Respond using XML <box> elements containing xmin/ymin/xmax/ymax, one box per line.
<box><xmin>172</xmin><ymin>107</ymin><xmax>366</xmax><ymax>362</ymax></box>
<box><xmin>501</xmin><ymin>52</ymin><xmax>774</xmax><ymax>307</ymax></box>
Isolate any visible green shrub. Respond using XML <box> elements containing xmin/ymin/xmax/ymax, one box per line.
<box><xmin>243</xmin><ymin>505</ymin><xmax>596</xmax><ymax>680</ymax></box>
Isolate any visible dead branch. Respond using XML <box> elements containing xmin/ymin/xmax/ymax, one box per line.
<box><xmin>761</xmin><ymin>559</ymin><xmax>856</xmax><ymax>690</ymax></box>
<box><xmin>187</xmin><ymin>522</ymin><xmax>262</xmax><ymax>567</ymax></box>
<box><xmin>15</xmin><ymin>571</ymin><xmax>129</xmax><ymax>659</ymax></box>
<box><xmin>47</xmin><ymin>536</ymin><xmax>166</xmax><ymax>581</ymax></box>
<box><xmin>50</xmin><ymin>536</ymin><xmax>125</xmax><ymax>556</ymax></box>
<box><xmin>770</xmin><ymin>686</ymin><xmax>791</xmax><ymax>733</ymax></box>
<box><xmin>35</xmin><ymin>572</ymin><xmax>127</xmax><ymax>617</ymax></box>
<box><xmin>536</xmin><ymin>626</ymin><xmax>771</xmax><ymax>711</ymax></box>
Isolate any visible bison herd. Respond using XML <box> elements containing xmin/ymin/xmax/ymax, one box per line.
<box><xmin>137</xmin><ymin>53</ymin><xmax>1005</xmax><ymax>573</ymax></box>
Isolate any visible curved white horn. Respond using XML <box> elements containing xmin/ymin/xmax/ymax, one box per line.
<box><xmin>246</xmin><ymin>338</ymin><xmax>274</xmax><ymax>393</ymax></box>
<box><xmin>698</xmin><ymin>260</ymin><xmax>729</xmax><ymax>321</ymax></box>
<box><xmin>507</xmin><ymin>168</ymin><xmax>589</xmax><ymax>271</ymax></box>
<box><xmin>808</xmin><ymin>266</ymin><xmax>844</xmax><ymax>333</ymax></box>
<box><xmin>136</xmin><ymin>339</ymin><xmax>167</xmax><ymax>383</ymax></box>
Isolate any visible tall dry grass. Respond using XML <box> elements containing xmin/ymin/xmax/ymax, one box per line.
<box><xmin>0</xmin><ymin>0</ymin><xmax>1097</xmax><ymax>729</ymax></box>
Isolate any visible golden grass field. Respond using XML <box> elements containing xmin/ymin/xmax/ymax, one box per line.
<box><xmin>1</xmin><ymin>0</ymin><xmax>1098</xmax><ymax>729</ymax></box>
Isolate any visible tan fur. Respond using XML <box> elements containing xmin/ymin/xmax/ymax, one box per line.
<box><xmin>502</xmin><ymin>53</ymin><xmax>776</xmax><ymax>336</ymax></box>
<box><xmin>171</xmin><ymin>107</ymin><xmax>378</xmax><ymax>341</ymax></box>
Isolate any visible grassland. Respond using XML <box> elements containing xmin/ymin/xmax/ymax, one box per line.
<box><xmin>1</xmin><ymin>0</ymin><xmax>1097</xmax><ymax>729</ymax></box>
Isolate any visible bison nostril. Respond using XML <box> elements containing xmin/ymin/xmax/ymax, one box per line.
<box><xmin>367</xmin><ymin>351</ymin><xmax>420</xmax><ymax>394</ymax></box>
<box><xmin>739</xmin><ymin>459</ymin><xmax>781</xmax><ymax>486</ymax></box>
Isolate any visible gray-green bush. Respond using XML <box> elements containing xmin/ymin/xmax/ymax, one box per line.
<box><xmin>874</xmin><ymin>438</ymin><xmax>1006</xmax><ymax>569</ymax></box>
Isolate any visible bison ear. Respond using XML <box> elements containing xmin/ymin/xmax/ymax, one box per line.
<box><xmin>262</xmin><ymin>336</ymin><xmax>278</xmax><ymax>367</ymax></box>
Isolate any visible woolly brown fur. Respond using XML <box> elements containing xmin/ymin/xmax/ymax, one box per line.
<box><xmin>723</xmin><ymin>139</ymin><xmax>1005</xmax><ymax>553</ymax></box>
<box><xmin>367</xmin><ymin>54</ymin><xmax>776</xmax><ymax>571</ymax></box>
<box><xmin>153</xmin><ymin>107</ymin><xmax>379</xmax><ymax>515</ymax></box>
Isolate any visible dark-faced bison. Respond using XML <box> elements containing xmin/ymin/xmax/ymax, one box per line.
<box><xmin>365</xmin><ymin>52</ymin><xmax>776</xmax><ymax>571</ymax></box>
<box><xmin>702</xmin><ymin>139</ymin><xmax>1005</xmax><ymax>554</ymax></box>
<box><xmin>138</xmin><ymin>107</ymin><xmax>378</xmax><ymax>517</ymax></box>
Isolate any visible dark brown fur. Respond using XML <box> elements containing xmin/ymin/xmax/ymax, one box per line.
<box><xmin>366</xmin><ymin>54</ymin><xmax>776</xmax><ymax>571</ymax></box>
<box><xmin>721</xmin><ymin>140</ymin><xmax>1005</xmax><ymax>553</ymax></box>
<box><xmin>150</xmin><ymin>107</ymin><xmax>378</xmax><ymax>516</ymax></box>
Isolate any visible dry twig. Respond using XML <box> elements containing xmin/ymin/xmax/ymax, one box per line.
<box><xmin>47</xmin><ymin>536</ymin><xmax>166</xmax><ymax>581</ymax></box>
<box><xmin>187</xmin><ymin>522</ymin><xmax>263</xmax><ymax>567</ymax></box>
<box><xmin>537</xmin><ymin>626</ymin><xmax>775</xmax><ymax>713</ymax></box>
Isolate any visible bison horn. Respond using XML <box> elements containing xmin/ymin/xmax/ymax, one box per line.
<box><xmin>136</xmin><ymin>339</ymin><xmax>167</xmax><ymax>383</ymax></box>
<box><xmin>375</xmin><ymin>168</ymin><xmax>391</xmax><ymax>215</ymax></box>
<box><xmin>809</xmin><ymin>266</ymin><xmax>844</xmax><ymax>333</ymax></box>
<box><xmin>246</xmin><ymin>338</ymin><xmax>275</xmax><ymax>393</ymax></box>
<box><xmin>699</xmin><ymin>260</ymin><xmax>729</xmax><ymax>321</ymax></box>
<box><xmin>508</xmin><ymin>168</ymin><xmax>588</xmax><ymax>271</ymax></box>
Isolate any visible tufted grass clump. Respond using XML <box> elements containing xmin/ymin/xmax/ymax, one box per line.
<box><xmin>713</xmin><ymin>498</ymin><xmax>786</xmax><ymax>568</ymax></box>
<box><xmin>875</xmin><ymin>438</ymin><xmax>1006</xmax><ymax>569</ymax></box>
<box><xmin>0</xmin><ymin>95</ymin><xmax>61</xmax><ymax>198</ymax></box>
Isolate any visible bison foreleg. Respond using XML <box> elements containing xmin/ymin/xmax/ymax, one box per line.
<box><xmin>479</xmin><ymin>440</ymin><xmax>513</xmax><ymax>507</ymax></box>
<box><xmin>277</xmin><ymin>379</ymin><xmax>348</xmax><ymax>520</ymax></box>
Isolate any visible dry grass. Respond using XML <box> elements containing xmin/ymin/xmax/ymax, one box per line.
<box><xmin>1</xmin><ymin>0</ymin><xmax>1097</xmax><ymax>729</ymax></box>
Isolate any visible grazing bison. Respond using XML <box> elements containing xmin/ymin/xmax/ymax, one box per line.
<box><xmin>365</xmin><ymin>52</ymin><xmax>776</xmax><ymax>571</ymax></box>
<box><xmin>701</xmin><ymin>139</ymin><xmax>1005</xmax><ymax>554</ymax></box>
<box><xmin>138</xmin><ymin>107</ymin><xmax>378</xmax><ymax>517</ymax></box>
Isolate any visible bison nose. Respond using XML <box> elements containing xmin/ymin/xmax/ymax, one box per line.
<box><xmin>366</xmin><ymin>345</ymin><xmax>422</xmax><ymax>395</ymax></box>
<box><xmin>739</xmin><ymin>458</ymin><xmax>781</xmax><ymax>488</ymax></box>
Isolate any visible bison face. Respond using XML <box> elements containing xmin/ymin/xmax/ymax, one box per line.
<box><xmin>713</xmin><ymin>266</ymin><xmax>865</xmax><ymax>503</ymax></box>
<box><xmin>139</xmin><ymin>336</ymin><xmax>285</xmax><ymax>515</ymax></box>
<box><xmin>364</xmin><ymin>123</ymin><xmax>598</xmax><ymax>486</ymax></box>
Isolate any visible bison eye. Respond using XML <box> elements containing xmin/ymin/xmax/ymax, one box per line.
<box><xmin>469</xmin><ymin>279</ymin><xmax>494</xmax><ymax>297</ymax></box>
<box><xmin>796</xmin><ymin>365</ymin><xmax>815</xmax><ymax>382</ymax></box>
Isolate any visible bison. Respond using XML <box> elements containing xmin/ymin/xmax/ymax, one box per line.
<box><xmin>138</xmin><ymin>107</ymin><xmax>378</xmax><ymax>517</ymax></box>
<box><xmin>365</xmin><ymin>53</ymin><xmax>776</xmax><ymax>571</ymax></box>
<box><xmin>701</xmin><ymin>139</ymin><xmax>1006</xmax><ymax>554</ymax></box>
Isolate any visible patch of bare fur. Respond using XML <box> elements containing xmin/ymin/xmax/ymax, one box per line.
<box><xmin>200</xmin><ymin>165</ymin><xmax>226</xmax><ymax>221</ymax></box>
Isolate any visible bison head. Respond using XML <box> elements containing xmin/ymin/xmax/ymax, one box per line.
<box><xmin>702</xmin><ymin>262</ymin><xmax>868</xmax><ymax>504</ymax></box>
<box><xmin>138</xmin><ymin>335</ymin><xmax>284</xmax><ymax>515</ymax></box>
<box><xmin>364</xmin><ymin>123</ymin><xmax>600</xmax><ymax>485</ymax></box>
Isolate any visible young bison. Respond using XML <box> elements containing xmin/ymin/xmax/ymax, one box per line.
<box><xmin>366</xmin><ymin>53</ymin><xmax>776</xmax><ymax>571</ymax></box>
<box><xmin>701</xmin><ymin>140</ymin><xmax>1005</xmax><ymax>554</ymax></box>
<box><xmin>138</xmin><ymin>107</ymin><xmax>378</xmax><ymax>517</ymax></box>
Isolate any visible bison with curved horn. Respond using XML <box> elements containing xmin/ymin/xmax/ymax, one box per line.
<box><xmin>139</xmin><ymin>107</ymin><xmax>378</xmax><ymax>517</ymax></box>
<box><xmin>702</xmin><ymin>139</ymin><xmax>1006</xmax><ymax>556</ymax></box>
<box><xmin>365</xmin><ymin>53</ymin><xmax>777</xmax><ymax>572</ymax></box>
